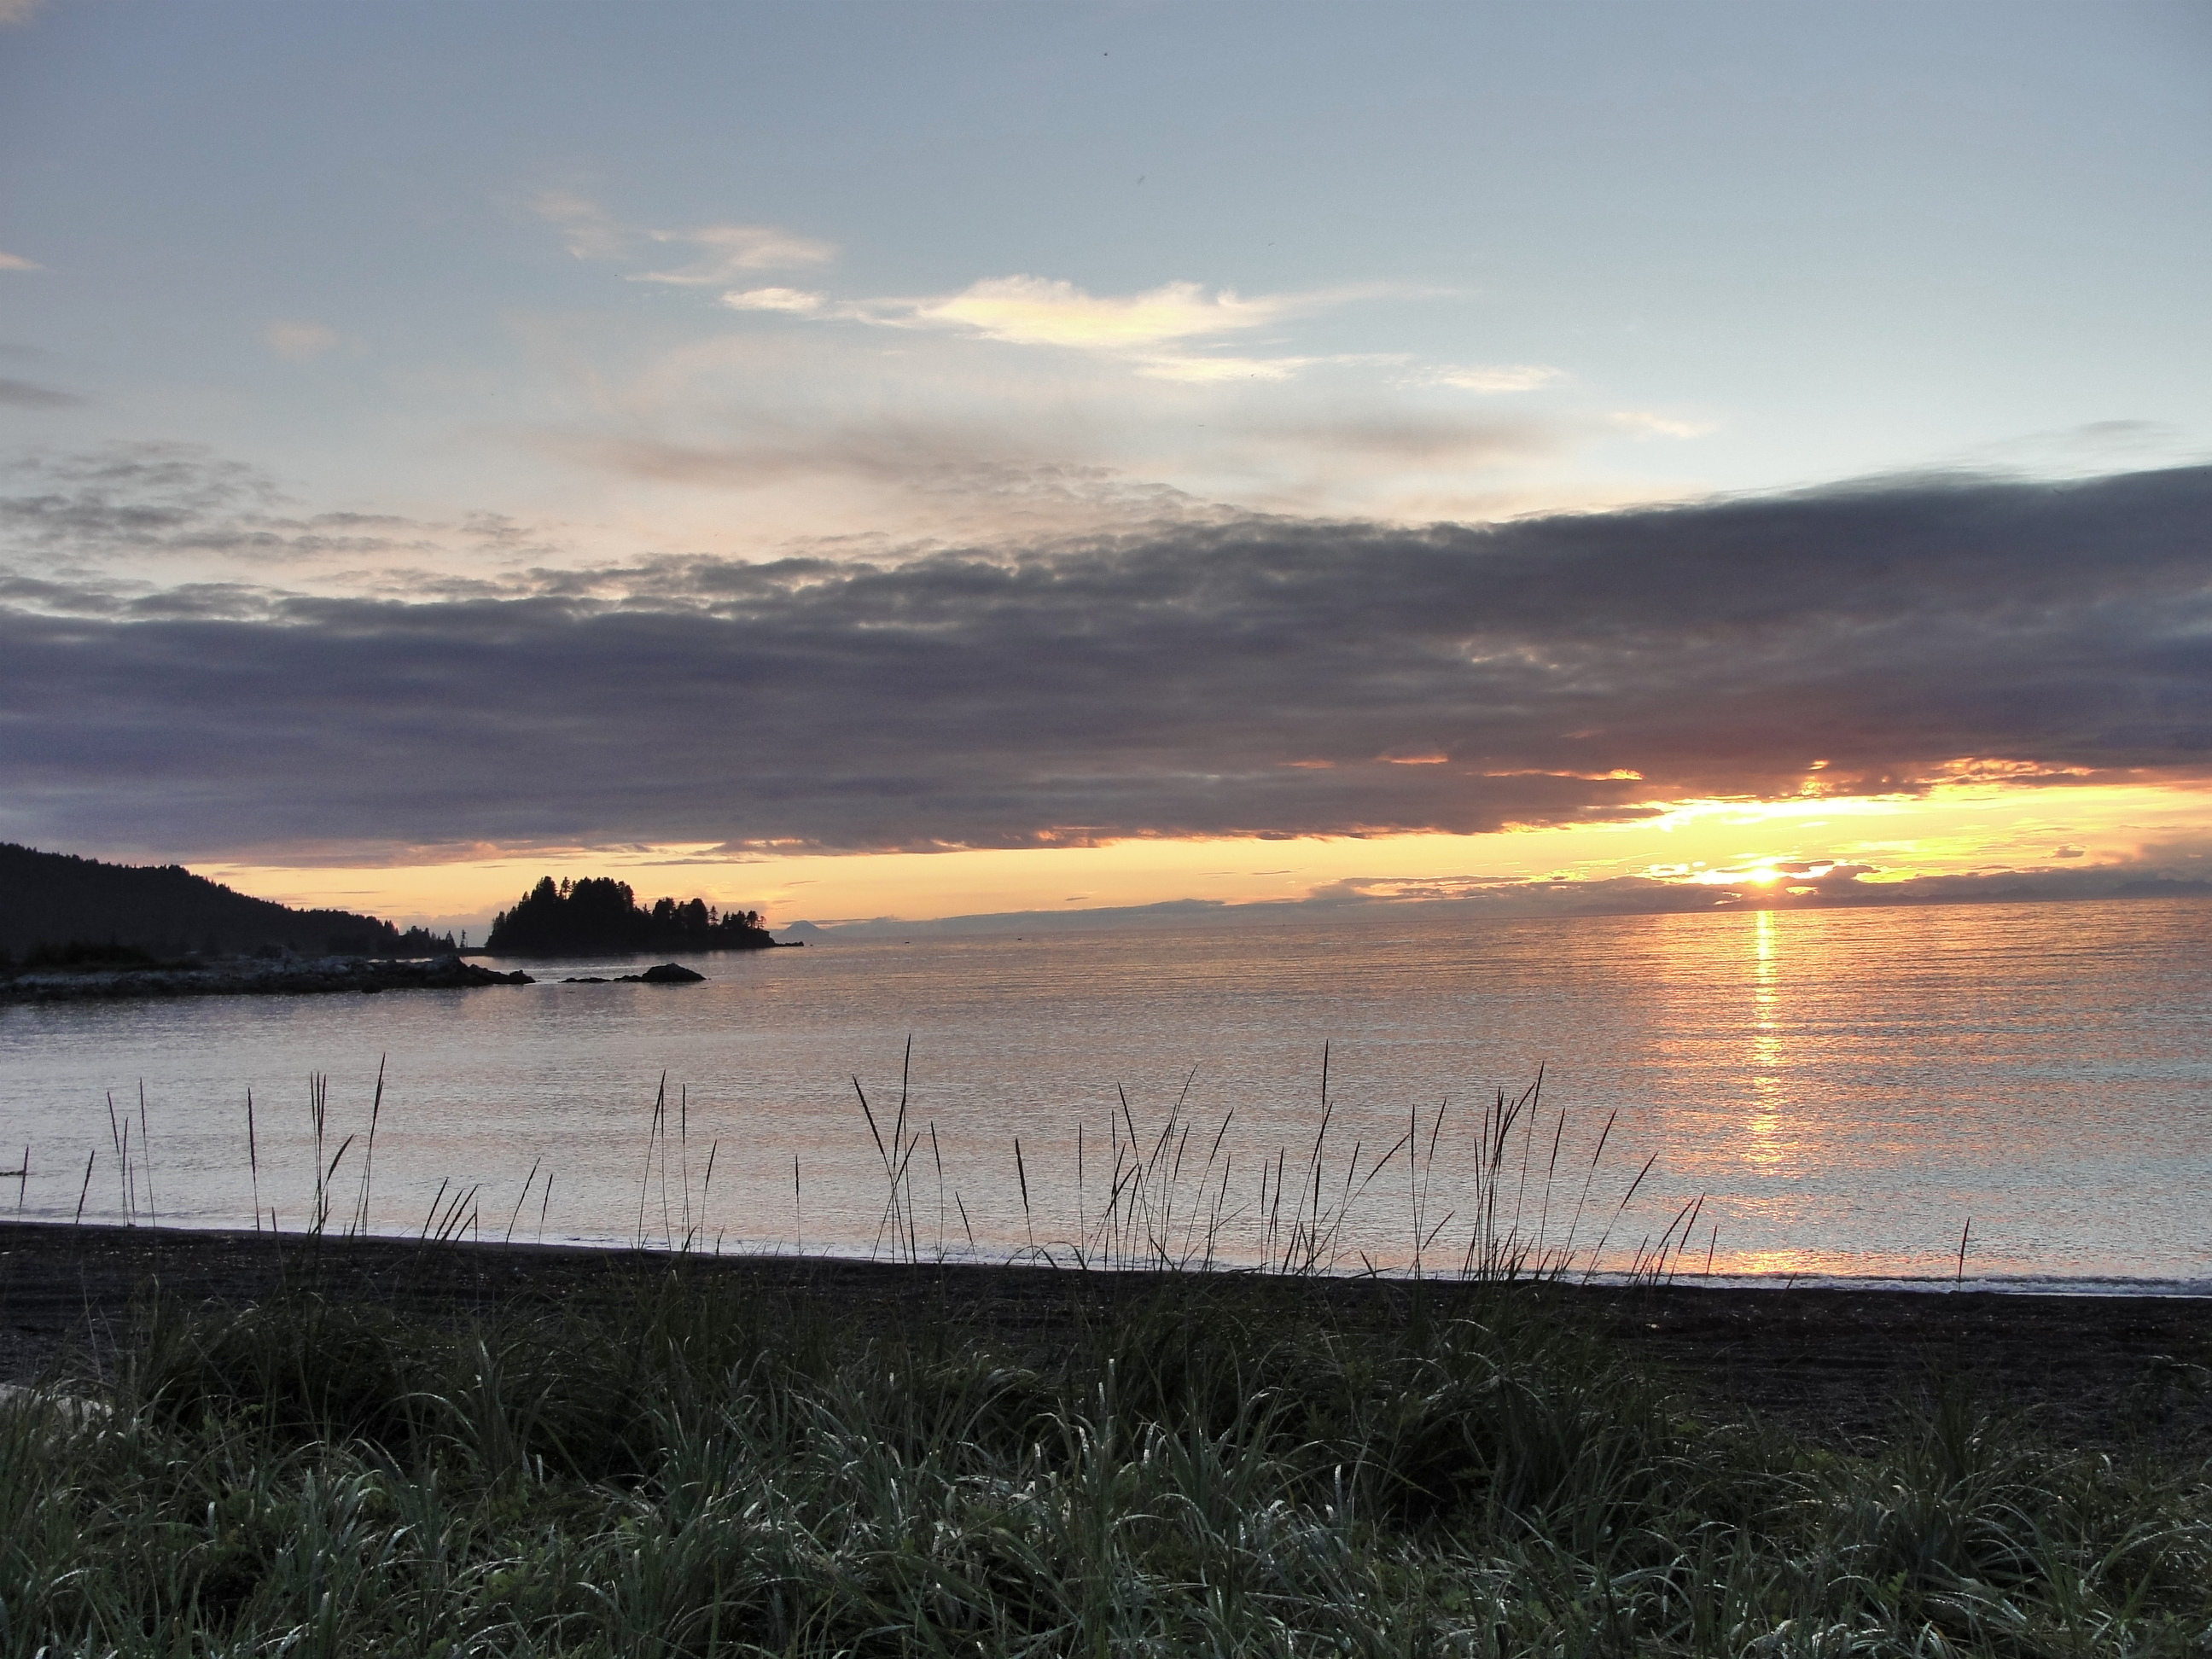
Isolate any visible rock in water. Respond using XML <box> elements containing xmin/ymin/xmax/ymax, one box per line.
<box><xmin>637</xmin><ymin>962</ymin><xmax>705</xmax><ymax>983</ymax></box>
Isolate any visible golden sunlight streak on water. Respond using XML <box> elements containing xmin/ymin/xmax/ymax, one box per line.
<box><xmin>1738</xmin><ymin>907</ymin><xmax>1790</xmax><ymax>1169</ymax></box>
<box><xmin>1730</xmin><ymin>1249</ymin><xmax>1825</xmax><ymax>1278</ymax></box>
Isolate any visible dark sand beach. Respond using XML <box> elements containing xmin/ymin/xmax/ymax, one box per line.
<box><xmin>3</xmin><ymin>1221</ymin><xmax>2205</xmax><ymax>1452</ymax></box>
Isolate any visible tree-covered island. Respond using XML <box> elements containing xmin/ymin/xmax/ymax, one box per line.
<box><xmin>483</xmin><ymin>876</ymin><xmax>787</xmax><ymax>956</ymax></box>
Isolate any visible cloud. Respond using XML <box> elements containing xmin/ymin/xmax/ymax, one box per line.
<box><xmin>2</xmin><ymin>462</ymin><xmax>2208</xmax><ymax>859</ymax></box>
<box><xmin>1136</xmin><ymin>356</ymin><xmax>1301</xmax><ymax>383</ymax></box>
<box><xmin>533</xmin><ymin>190</ymin><xmax>626</xmax><ymax>261</ymax></box>
<box><xmin>1253</xmin><ymin>415</ymin><xmax>1557</xmax><ymax>467</ymax></box>
<box><xmin>721</xmin><ymin>273</ymin><xmax>1391</xmax><ymax>382</ymax></box>
<box><xmin>905</xmin><ymin>276</ymin><xmax>1309</xmax><ymax>350</ymax></box>
<box><xmin>1421</xmin><ymin>365</ymin><xmax>1566</xmax><ymax>393</ymax></box>
<box><xmin>635</xmin><ymin>224</ymin><xmax>835</xmax><ymax>285</ymax></box>
<box><xmin>0</xmin><ymin>253</ymin><xmax>39</xmax><ymax>271</ymax></box>
<box><xmin>1610</xmin><ymin>410</ymin><xmax>1717</xmax><ymax>439</ymax></box>
<box><xmin>0</xmin><ymin>377</ymin><xmax>84</xmax><ymax>410</ymax></box>
<box><xmin>722</xmin><ymin>287</ymin><xmax>827</xmax><ymax>315</ymax></box>
<box><xmin>0</xmin><ymin>444</ymin><xmax>482</xmax><ymax>570</ymax></box>
<box><xmin>531</xmin><ymin>191</ymin><xmax>834</xmax><ymax>282</ymax></box>
<box><xmin>1</xmin><ymin>445</ymin><xmax>280</xmax><ymax>552</ymax></box>
<box><xmin>264</xmin><ymin>320</ymin><xmax>338</xmax><ymax>363</ymax></box>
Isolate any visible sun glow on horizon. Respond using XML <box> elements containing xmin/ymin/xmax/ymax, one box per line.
<box><xmin>178</xmin><ymin>776</ymin><xmax>2212</xmax><ymax>936</ymax></box>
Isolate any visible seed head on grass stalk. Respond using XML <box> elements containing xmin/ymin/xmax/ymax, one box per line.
<box><xmin>316</xmin><ymin>1135</ymin><xmax>355</xmax><ymax>1237</ymax></box>
<box><xmin>677</xmin><ymin>1083</ymin><xmax>690</xmax><ymax>1244</ymax></box>
<box><xmin>137</xmin><ymin>1080</ymin><xmax>155</xmax><ymax>1229</ymax></box>
<box><xmin>851</xmin><ymin>1074</ymin><xmax>897</xmax><ymax>1260</ymax></box>
<box><xmin>1583</xmin><ymin>1150</ymin><xmax>1658</xmax><ymax>1284</ymax></box>
<box><xmin>1557</xmin><ymin>1108</ymin><xmax>1617</xmax><ymax>1272</ymax></box>
<box><xmin>504</xmin><ymin>1157</ymin><xmax>541</xmax><ymax>1245</ymax></box>
<box><xmin>929</xmin><ymin>1121</ymin><xmax>946</xmax><ymax>1261</ymax></box>
<box><xmin>419</xmin><ymin>1178</ymin><xmax>451</xmax><ymax>1243</ymax></box>
<box><xmin>246</xmin><ymin>1088</ymin><xmax>260</xmax><ymax>1234</ymax></box>
<box><xmin>637</xmin><ymin>1073</ymin><xmax>667</xmax><ymax>1250</ymax></box>
<box><xmin>106</xmin><ymin>1091</ymin><xmax>127</xmax><ymax>1223</ymax></box>
<box><xmin>352</xmin><ymin>1054</ymin><xmax>385</xmax><ymax>1236</ymax></box>
<box><xmin>307</xmin><ymin>1071</ymin><xmax>329</xmax><ymax>1233</ymax></box>
<box><xmin>1016</xmin><ymin>1136</ymin><xmax>1033</xmax><ymax>1255</ymax></box>
<box><xmin>695</xmin><ymin>1138</ymin><xmax>719</xmax><ymax>1254</ymax></box>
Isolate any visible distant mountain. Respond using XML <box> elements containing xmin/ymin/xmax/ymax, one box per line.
<box><xmin>0</xmin><ymin>843</ymin><xmax>457</xmax><ymax>964</ymax></box>
<box><xmin>484</xmin><ymin>876</ymin><xmax>780</xmax><ymax>956</ymax></box>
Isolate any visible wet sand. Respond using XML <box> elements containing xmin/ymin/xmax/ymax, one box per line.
<box><xmin>1</xmin><ymin>1221</ymin><xmax>2205</xmax><ymax>1451</ymax></box>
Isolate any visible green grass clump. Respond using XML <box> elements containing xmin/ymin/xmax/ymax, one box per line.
<box><xmin>1</xmin><ymin>1272</ymin><xmax>2206</xmax><ymax>1656</ymax></box>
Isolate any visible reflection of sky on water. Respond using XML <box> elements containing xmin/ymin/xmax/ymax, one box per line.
<box><xmin>0</xmin><ymin>898</ymin><xmax>2207</xmax><ymax>1286</ymax></box>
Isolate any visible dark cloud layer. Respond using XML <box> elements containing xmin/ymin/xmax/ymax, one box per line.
<box><xmin>2</xmin><ymin>463</ymin><xmax>2208</xmax><ymax>858</ymax></box>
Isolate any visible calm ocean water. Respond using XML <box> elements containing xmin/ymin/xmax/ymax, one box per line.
<box><xmin>2</xmin><ymin>898</ymin><xmax>2206</xmax><ymax>1289</ymax></box>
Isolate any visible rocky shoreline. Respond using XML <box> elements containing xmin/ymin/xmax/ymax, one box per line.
<box><xmin>0</xmin><ymin>953</ymin><xmax>535</xmax><ymax>1003</ymax></box>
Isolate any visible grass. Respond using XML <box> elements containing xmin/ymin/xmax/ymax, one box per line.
<box><xmin>21</xmin><ymin>1043</ymin><xmax>1797</xmax><ymax>1291</ymax></box>
<box><xmin>2</xmin><ymin>1264</ymin><xmax>2208</xmax><ymax>1656</ymax></box>
<box><xmin>59</xmin><ymin>1049</ymin><xmax>1691</xmax><ymax>1284</ymax></box>
<box><xmin>820</xmin><ymin>1049</ymin><xmax>1690</xmax><ymax>1284</ymax></box>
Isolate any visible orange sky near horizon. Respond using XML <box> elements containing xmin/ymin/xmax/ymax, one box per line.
<box><xmin>196</xmin><ymin>777</ymin><xmax>2212</xmax><ymax>937</ymax></box>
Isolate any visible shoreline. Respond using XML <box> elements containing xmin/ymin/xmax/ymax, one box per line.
<box><xmin>3</xmin><ymin>1220</ymin><xmax>2207</xmax><ymax>1449</ymax></box>
<box><xmin>0</xmin><ymin>949</ymin><xmax>804</xmax><ymax>1001</ymax></box>
<box><xmin>0</xmin><ymin>953</ymin><xmax>536</xmax><ymax>1002</ymax></box>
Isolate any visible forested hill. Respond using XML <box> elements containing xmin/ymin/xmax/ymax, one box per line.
<box><xmin>484</xmin><ymin>876</ymin><xmax>780</xmax><ymax>956</ymax></box>
<box><xmin>0</xmin><ymin>843</ymin><xmax>457</xmax><ymax>963</ymax></box>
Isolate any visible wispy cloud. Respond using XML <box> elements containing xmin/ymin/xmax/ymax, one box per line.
<box><xmin>533</xmin><ymin>190</ymin><xmax>625</xmax><ymax>260</ymax></box>
<box><xmin>723</xmin><ymin>287</ymin><xmax>827</xmax><ymax>314</ymax></box>
<box><xmin>1132</xmin><ymin>352</ymin><xmax>1325</xmax><ymax>383</ymax></box>
<box><xmin>0</xmin><ymin>377</ymin><xmax>84</xmax><ymax>410</ymax></box>
<box><xmin>0</xmin><ymin>0</ymin><xmax>41</xmax><ymax>26</ymax></box>
<box><xmin>1417</xmin><ymin>364</ymin><xmax>1566</xmax><ymax>393</ymax></box>
<box><xmin>1610</xmin><ymin>409</ymin><xmax>1716</xmax><ymax>439</ymax></box>
<box><xmin>1251</xmin><ymin>415</ymin><xmax>1556</xmax><ymax>467</ymax></box>
<box><xmin>634</xmin><ymin>224</ymin><xmax>835</xmax><ymax>285</ymax></box>
<box><xmin>531</xmin><ymin>190</ymin><xmax>833</xmax><ymax>282</ymax></box>
<box><xmin>720</xmin><ymin>272</ymin><xmax>1393</xmax><ymax>382</ymax></box>
<box><xmin>0</xmin><ymin>443</ymin><xmax>552</xmax><ymax>574</ymax></box>
<box><xmin>905</xmin><ymin>276</ymin><xmax>1313</xmax><ymax>350</ymax></box>
<box><xmin>544</xmin><ymin>195</ymin><xmax>1446</xmax><ymax>392</ymax></box>
<box><xmin>264</xmin><ymin>320</ymin><xmax>338</xmax><ymax>363</ymax></box>
<box><xmin>0</xmin><ymin>253</ymin><xmax>41</xmax><ymax>271</ymax></box>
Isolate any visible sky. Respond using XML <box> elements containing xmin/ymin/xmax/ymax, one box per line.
<box><xmin>2</xmin><ymin>0</ymin><xmax>2209</xmax><ymax>937</ymax></box>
